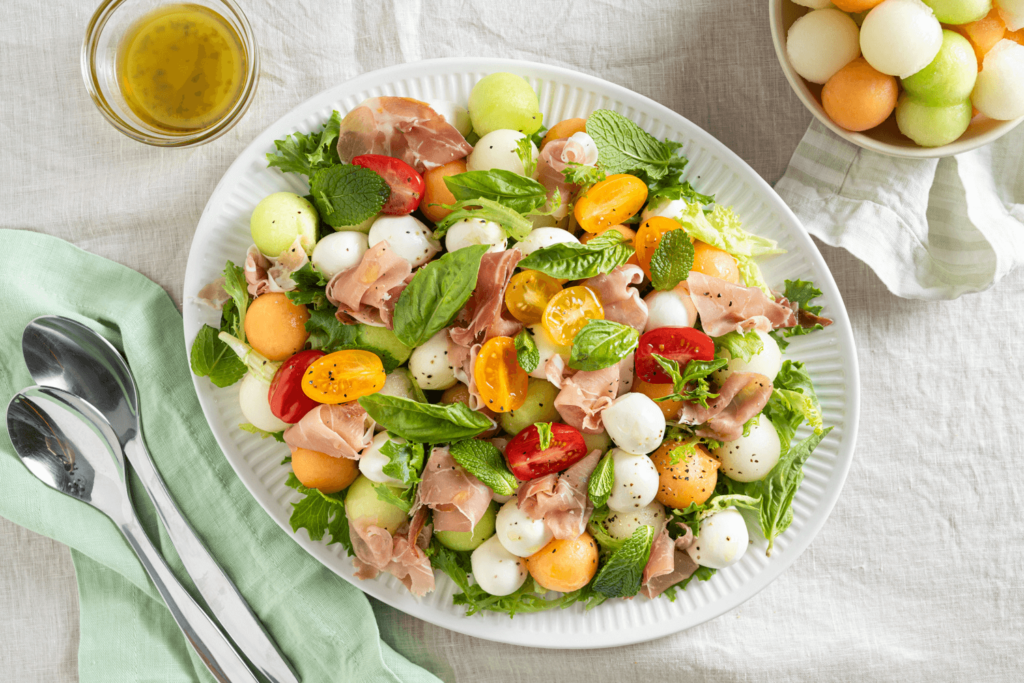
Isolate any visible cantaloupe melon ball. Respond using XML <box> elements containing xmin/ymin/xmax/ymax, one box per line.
<box><xmin>787</xmin><ymin>9</ymin><xmax>862</xmax><ymax>84</ymax></box>
<box><xmin>861</xmin><ymin>0</ymin><xmax>944</xmax><ymax>77</ymax></box>
<box><xmin>823</xmin><ymin>57</ymin><xmax>899</xmax><ymax>130</ymax></box>
<box><xmin>792</xmin><ymin>0</ymin><xmax>834</xmax><ymax>7</ymax></box>
<box><xmin>972</xmin><ymin>39</ymin><xmax>1024</xmax><ymax>119</ymax></box>
<box><xmin>834</xmin><ymin>0</ymin><xmax>884</xmax><ymax>11</ymax></box>
<box><xmin>955</xmin><ymin>8</ymin><xmax>1009</xmax><ymax>64</ymax></box>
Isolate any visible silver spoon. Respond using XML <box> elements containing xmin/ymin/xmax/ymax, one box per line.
<box><xmin>7</xmin><ymin>386</ymin><xmax>259</xmax><ymax>683</ymax></box>
<box><xmin>21</xmin><ymin>316</ymin><xmax>299</xmax><ymax>683</ymax></box>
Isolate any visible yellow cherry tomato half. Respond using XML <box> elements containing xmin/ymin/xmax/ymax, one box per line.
<box><xmin>474</xmin><ymin>336</ymin><xmax>529</xmax><ymax>413</ymax></box>
<box><xmin>573</xmin><ymin>174</ymin><xmax>648</xmax><ymax>233</ymax></box>
<box><xmin>541</xmin><ymin>285</ymin><xmax>605</xmax><ymax>346</ymax></box>
<box><xmin>504</xmin><ymin>270</ymin><xmax>563</xmax><ymax>325</ymax></box>
<box><xmin>635</xmin><ymin>216</ymin><xmax>689</xmax><ymax>279</ymax></box>
<box><xmin>301</xmin><ymin>350</ymin><xmax>385</xmax><ymax>404</ymax></box>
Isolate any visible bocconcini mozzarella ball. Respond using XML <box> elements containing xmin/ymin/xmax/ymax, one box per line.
<box><xmin>426</xmin><ymin>99</ymin><xmax>472</xmax><ymax>137</ymax></box>
<box><xmin>526</xmin><ymin>324</ymin><xmax>569</xmax><ymax>380</ymax></box>
<box><xmin>311</xmin><ymin>231</ymin><xmax>369</xmax><ymax>279</ymax></box>
<box><xmin>640</xmin><ymin>197</ymin><xmax>688</xmax><ymax>223</ymax></box>
<box><xmin>368</xmin><ymin>214</ymin><xmax>440</xmax><ymax>268</ymax></box>
<box><xmin>516</xmin><ymin>227</ymin><xmax>579</xmax><ymax>256</ymax></box>
<box><xmin>602</xmin><ymin>393</ymin><xmax>666</xmax><ymax>455</ymax></box>
<box><xmin>643</xmin><ymin>287</ymin><xmax>698</xmax><ymax>331</ymax></box>
<box><xmin>617</xmin><ymin>352</ymin><xmax>634</xmax><ymax>395</ymax></box>
<box><xmin>445</xmin><ymin>218</ymin><xmax>507</xmax><ymax>254</ymax></box>
<box><xmin>685</xmin><ymin>508</ymin><xmax>750</xmax><ymax>569</ymax></box>
<box><xmin>470</xmin><ymin>534</ymin><xmax>528</xmax><ymax>596</ymax></box>
<box><xmin>238</xmin><ymin>373</ymin><xmax>288</xmax><ymax>433</ymax></box>
<box><xmin>712</xmin><ymin>329</ymin><xmax>782</xmax><ymax>385</ymax></box>
<box><xmin>713</xmin><ymin>418</ymin><xmax>782</xmax><ymax>482</ymax></box>
<box><xmin>604</xmin><ymin>501</ymin><xmax>666</xmax><ymax>540</ymax></box>
<box><xmin>606</xmin><ymin>449</ymin><xmax>661</xmax><ymax>513</ymax></box>
<box><xmin>408</xmin><ymin>329</ymin><xmax>457</xmax><ymax>390</ymax></box>
<box><xmin>467</xmin><ymin>129</ymin><xmax>537</xmax><ymax>175</ymax></box>
<box><xmin>495</xmin><ymin>496</ymin><xmax>553</xmax><ymax>557</ymax></box>
<box><xmin>358</xmin><ymin>431</ymin><xmax>409</xmax><ymax>487</ymax></box>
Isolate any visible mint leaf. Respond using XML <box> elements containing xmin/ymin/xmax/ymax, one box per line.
<box><xmin>380</xmin><ymin>439</ymin><xmax>425</xmax><ymax>487</ymax></box>
<box><xmin>238</xmin><ymin>423</ymin><xmax>285</xmax><ymax>442</ymax></box>
<box><xmin>515</xmin><ymin>138</ymin><xmax>537</xmax><ymax>179</ymax></box>
<box><xmin>190</xmin><ymin>325</ymin><xmax>246</xmax><ymax>387</ymax></box>
<box><xmin>392</xmin><ymin>245</ymin><xmax>489</xmax><ymax>348</ymax></box>
<box><xmin>310</xmin><ymin>164</ymin><xmax>390</xmax><ymax>228</ymax></box>
<box><xmin>514</xmin><ymin>328</ymin><xmax>540</xmax><ymax>374</ymax></box>
<box><xmin>266</xmin><ymin>111</ymin><xmax>342</xmax><ymax>177</ymax></box>
<box><xmin>286</xmin><ymin>262</ymin><xmax>330</xmax><ymax>310</ymax></box>
<box><xmin>442</xmin><ymin>169</ymin><xmax>547</xmax><ymax>215</ymax></box>
<box><xmin>448</xmin><ymin>439</ymin><xmax>517</xmax><ymax>496</ymax></box>
<box><xmin>569</xmin><ymin>319</ymin><xmax>639</xmax><ymax>371</ymax></box>
<box><xmin>432</xmin><ymin>197</ymin><xmax>534</xmax><ymax>241</ymax></box>
<box><xmin>649</xmin><ymin>229</ymin><xmax>694</xmax><ymax>291</ymax></box>
<box><xmin>587</xmin><ymin>109</ymin><xmax>677</xmax><ymax>181</ymax></box>
<box><xmin>591</xmin><ymin>524</ymin><xmax>655</xmax><ymax>598</ymax></box>
<box><xmin>714</xmin><ymin>331</ymin><xmax>763</xmax><ymax>363</ymax></box>
<box><xmin>358</xmin><ymin>394</ymin><xmax>494</xmax><ymax>443</ymax></box>
<box><xmin>221</xmin><ymin>260</ymin><xmax>249</xmax><ymax>342</ymax></box>
<box><xmin>304</xmin><ymin>309</ymin><xmax>408</xmax><ymax>373</ymax></box>
<box><xmin>284</xmin><ymin>473</ymin><xmax>352</xmax><ymax>552</ymax></box>
<box><xmin>535</xmin><ymin>422</ymin><xmax>553</xmax><ymax>450</ymax></box>
<box><xmin>516</xmin><ymin>231</ymin><xmax>632</xmax><ymax>280</ymax></box>
<box><xmin>587</xmin><ymin>453</ymin><xmax>615</xmax><ymax>508</ymax></box>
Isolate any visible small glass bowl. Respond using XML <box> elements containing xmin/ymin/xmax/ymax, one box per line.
<box><xmin>81</xmin><ymin>0</ymin><xmax>260</xmax><ymax>147</ymax></box>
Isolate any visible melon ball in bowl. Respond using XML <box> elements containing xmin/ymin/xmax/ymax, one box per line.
<box><xmin>823</xmin><ymin>57</ymin><xmax>899</xmax><ymax>130</ymax></box>
<box><xmin>860</xmin><ymin>0</ymin><xmax>944</xmax><ymax>77</ymax></box>
<box><xmin>787</xmin><ymin>8</ymin><xmax>862</xmax><ymax>83</ymax></box>
<box><xmin>972</xmin><ymin>39</ymin><xmax>1024</xmax><ymax>119</ymax></box>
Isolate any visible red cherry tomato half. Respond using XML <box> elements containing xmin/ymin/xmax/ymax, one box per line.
<box><xmin>351</xmin><ymin>154</ymin><xmax>425</xmax><ymax>215</ymax></box>
<box><xmin>269</xmin><ymin>350</ymin><xmax>325</xmax><ymax>423</ymax></box>
<box><xmin>504</xmin><ymin>423</ymin><xmax>589</xmax><ymax>481</ymax></box>
<box><xmin>634</xmin><ymin>327</ymin><xmax>715</xmax><ymax>384</ymax></box>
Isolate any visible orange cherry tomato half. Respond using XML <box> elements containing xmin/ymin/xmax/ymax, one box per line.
<box><xmin>541</xmin><ymin>286</ymin><xmax>605</xmax><ymax>346</ymax></box>
<box><xmin>635</xmin><ymin>216</ymin><xmax>688</xmax><ymax>279</ymax></box>
<box><xmin>573</xmin><ymin>174</ymin><xmax>648</xmax><ymax>233</ymax></box>
<box><xmin>504</xmin><ymin>270</ymin><xmax>563</xmax><ymax>325</ymax></box>
<box><xmin>301</xmin><ymin>350</ymin><xmax>386</xmax><ymax>404</ymax></box>
<box><xmin>474</xmin><ymin>336</ymin><xmax>529</xmax><ymax>413</ymax></box>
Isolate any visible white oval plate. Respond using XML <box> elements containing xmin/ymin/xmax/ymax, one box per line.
<box><xmin>183</xmin><ymin>58</ymin><xmax>860</xmax><ymax>649</ymax></box>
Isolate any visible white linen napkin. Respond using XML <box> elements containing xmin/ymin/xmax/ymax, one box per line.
<box><xmin>775</xmin><ymin>119</ymin><xmax>1024</xmax><ymax>300</ymax></box>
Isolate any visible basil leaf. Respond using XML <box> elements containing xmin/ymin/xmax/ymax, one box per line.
<box><xmin>591</xmin><ymin>524</ymin><xmax>655</xmax><ymax>598</ymax></box>
<box><xmin>190</xmin><ymin>324</ymin><xmax>246</xmax><ymax>388</ymax></box>
<box><xmin>448</xmin><ymin>439</ymin><xmax>517</xmax><ymax>496</ymax></box>
<box><xmin>587</xmin><ymin>453</ymin><xmax>615</xmax><ymax>508</ymax></box>
<box><xmin>432</xmin><ymin>197</ymin><xmax>534</xmax><ymax>241</ymax></box>
<box><xmin>535</xmin><ymin>423</ymin><xmax>553</xmax><ymax>450</ymax></box>
<box><xmin>310</xmin><ymin>164</ymin><xmax>390</xmax><ymax>228</ymax></box>
<box><xmin>392</xmin><ymin>245</ymin><xmax>489</xmax><ymax>348</ymax></box>
<box><xmin>443</xmin><ymin>169</ymin><xmax>547</xmax><ymax>215</ymax></box>
<box><xmin>358</xmin><ymin>394</ymin><xmax>494</xmax><ymax>443</ymax></box>
<box><xmin>569</xmin><ymin>320</ymin><xmax>639</xmax><ymax>371</ymax></box>
<box><xmin>649</xmin><ymin>229</ymin><xmax>695</xmax><ymax>291</ymax></box>
<box><xmin>514</xmin><ymin>327</ymin><xmax>540</xmax><ymax>373</ymax></box>
<box><xmin>516</xmin><ymin>233</ymin><xmax>633</xmax><ymax>280</ymax></box>
<box><xmin>587</xmin><ymin>109</ymin><xmax>677</xmax><ymax>181</ymax></box>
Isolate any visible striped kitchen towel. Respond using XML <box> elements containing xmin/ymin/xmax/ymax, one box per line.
<box><xmin>775</xmin><ymin>119</ymin><xmax>1024</xmax><ymax>300</ymax></box>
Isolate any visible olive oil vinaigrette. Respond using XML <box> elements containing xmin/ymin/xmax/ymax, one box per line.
<box><xmin>116</xmin><ymin>4</ymin><xmax>247</xmax><ymax>133</ymax></box>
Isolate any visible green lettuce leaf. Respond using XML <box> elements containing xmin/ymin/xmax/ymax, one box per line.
<box><xmin>266</xmin><ymin>110</ymin><xmax>342</xmax><ymax>177</ymax></box>
<box><xmin>714</xmin><ymin>330</ymin><xmax>763</xmax><ymax>363</ymax></box>
<box><xmin>286</xmin><ymin>262</ymin><xmax>330</xmax><ymax>310</ymax></box>
<box><xmin>284</xmin><ymin>473</ymin><xmax>352</xmax><ymax>552</ymax></box>
<box><xmin>238</xmin><ymin>423</ymin><xmax>285</xmax><ymax>442</ymax></box>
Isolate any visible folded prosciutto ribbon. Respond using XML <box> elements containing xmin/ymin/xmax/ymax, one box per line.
<box><xmin>414</xmin><ymin>446</ymin><xmax>493</xmax><ymax>534</ymax></box>
<box><xmin>640</xmin><ymin>521</ymin><xmax>698</xmax><ymax>599</ymax></box>
<box><xmin>283</xmin><ymin>403</ymin><xmax>375</xmax><ymax>459</ymax></box>
<box><xmin>517</xmin><ymin>449</ymin><xmax>603</xmax><ymax>540</ymax></box>
<box><xmin>325</xmin><ymin>241</ymin><xmax>413</xmax><ymax>328</ymax></box>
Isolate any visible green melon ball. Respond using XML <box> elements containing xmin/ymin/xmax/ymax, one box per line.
<box><xmin>250</xmin><ymin>192</ymin><xmax>319</xmax><ymax>257</ymax></box>
<box><xmin>468</xmin><ymin>73</ymin><xmax>544</xmax><ymax>137</ymax></box>
<box><xmin>895</xmin><ymin>95</ymin><xmax>973</xmax><ymax>147</ymax></box>
<box><xmin>902</xmin><ymin>30</ymin><xmax>978</xmax><ymax>105</ymax></box>
<box><xmin>435</xmin><ymin>503</ymin><xmax>497</xmax><ymax>551</ymax></box>
<box><xmin>344</xmin><ymin>475</ymin><xmax>408</xmax><ymax>534</ymax></box>
<box><xmin>499</xmin><ymin>378</ymin><xmax>560</xmax><ymax>436</ymax></box>
<box><xmin>582</xmin><ymin>431</ymin><xmax>612</xmax><ymax>454</ymax></box>
<box><xmin>921</xmin><ymin>0</ymin><xmax>991</xmax><ymax>25</ymax></box>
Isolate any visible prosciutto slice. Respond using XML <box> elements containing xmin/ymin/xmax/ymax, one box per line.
<box><xmin>336</xmin><ymin>97</ymin><xmax>473</xmax><ymax>174</ymax></box>
<box><xmin>349</xmin><ymin>516</ymin><xmax>394</xmax><ymax>579</ymax></box>
<box><xmin>676</xmin><ymin>372</ymin><xmax>773</xmax><ymax>442</ymax></box>
<box><xmin>583</xmin><ymin>265</ymin><xmax>648</xmax><ymax>332</ymax></box>
<box><xmin>686</xmin><ymin>271</ymin><xmax>797</xmax><ymax>337</ymax></box>
<box><xmin>449</xmin><ymin>249</ymin><xmax>523</xmax><ymax>348</ymax></box>
<box><xmin>536</xmin><ymin>139</ymin><xmax>576</xmax><ymax>219</ymax></box>
<box><xmin>553</xmin><ymin>362</ymin><xmax>621</xmax><ymax>434</ymax></box>
<box><xmin>640</xmin><ymin>523</ymin><xmax>699</xmax><ymax>599</ymax></box>
<box><xmin>416</xmin><ymin>446</ymin><xmax>493</xmax><ymax>533</ymax></box>
<box><xmin>325</xmin><ymin>241</ymin><xmax>412</xmax><ymax>328</ymax></box>
<box><xmin>283</xmin><ymin>403</ymin><xmax>375</xmax><ymax>459</ymax></box>
<box><xmin>383</xmin><ymin>506</ymin><xmax>435</xmax><ymax>596</ymax></box>
<box><xmin>517</xmin><ymin>449</ymin><xmax>602</xmax><ymax>539</ymax></box>
<box><xmin>195</xmin><ymin>277</ymin><xmax>230</xmax><ymax>309</ymax></box>
<box><xmin>244</xmin><ymin>237</ymin><xmax>310</xmax><ymax>297</ymax></box>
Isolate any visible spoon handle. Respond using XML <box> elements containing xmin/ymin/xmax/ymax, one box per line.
<box><xmin>124</xmin><ymin>436</ymin><xmax>299</xmax><ymax>683</ymax></box>
<box><xmin>119</xmin><ymin>516</ymin><xmax>259</xmax><ymax>683</ymax></box>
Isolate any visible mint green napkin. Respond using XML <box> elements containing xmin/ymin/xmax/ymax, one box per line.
<box><xmin>0</xmin><ymin>229</ymin><xmax>439</xmax><ymax>683</ymax></box>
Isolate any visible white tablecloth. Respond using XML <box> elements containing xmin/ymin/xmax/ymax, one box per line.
<box><xmin>3</xmin><ymin>1</ymin><xmax>1023</xmax><ymax>681</ymax></box>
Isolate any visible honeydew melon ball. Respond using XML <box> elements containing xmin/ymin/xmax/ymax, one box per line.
<box><xmin>468</xmin><ymin>73</ymin><xmax>544</xmax><ymax>137</ymax></box>
<box><xmin>499</xmin><ymin>378</ymin><xmax>560</xmax><ymax>436</ymax></box>
<box><xmin>435</xmin><ymin>503</ymin><xmax>498</xmax><ymax>551</ymax></box>
<box><xmin>344</xmin><ymin>475</ymin><xmax>408</xmax><ymax>534</ymax></box>
<box><xmin>250</xmin><ymin>192</ymin><xmax>319</xmax><ymax>257</ymax></box>
<box><xmin>786</xmin><ymin>9</ymin><xmax>862</xmax><ymax>84</ymax></box>
<box><xmin>972</xmin><ymin>39</ymin><xmax>1024</xmax><ymax>120</ymax></box>
<box><xmin>895</xmin><ymin>94</ymin><xmax>973</xmax><ymax>146</ymax></box>
<box><xmin>921</xmin><ymin>0</ymin><xmax>991</xmax><ymax>24</ymax></box>
<box><xmin>902</xmin><ymin>30</ymin><xmax>978</xmax><ymax>104</ymax></box>
<box><xmin>861</xmin><ymin>0</ymin><xmax>943</xmax><ymax>78</ymax></box>
<box><xmin>792</xmin><ymin>0</ymin><xmax>834</xmax><ymax>7</ymax></box>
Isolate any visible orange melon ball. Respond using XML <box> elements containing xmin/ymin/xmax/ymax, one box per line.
<box><xmin>421</xmin><ymin>159</ymin><xmax>467</xmax><ymax>224</ymax></box>
<box><xmin>955</xmin><ymin>10</ymin><xmax>1006</xmax><ymax>65</ymax></box>
<box><xmin>291</xmin><ymin>448</ymin><xmax>359</xmax><ymax>493</ymax></box>
<box><xmin>243</xmin><ymin>292</ymin><xmax>309</xmax><ymax>361</ymax></box>
<box><xmin>541</xmin><ymin>117</ymin><xmax>587</xmax><ymax>149</ymax></box>
<box><xmin>822</xmin><ymin>57</ymin><xmax>898</xmax><ymax>132</ymax></box>
<box><xmin>526</xmin><ymin>532</ymin><xmax>599</xmax><ymax>592</ymax></box>
<box><xmin>1007</xmin><ymin>29</ymin><xmax>1024</xmax><ymax>48</ymax></box>
<box><xmin>579</xmin><ymin>224</ymin><xmax>636</xmax><ymax>247</ymax></box>
<box><xmin>832</xmin><ymin>0</ymin><xmax>883</xmax><ymax>11</ymax></box>
<box><xmin>692</xmin><ymin>240</ymin><xmax>740</xmax><ymax>283</ymax></box>
<box><xmin>633</xmin><ymin>379</ymin><xmax>687</xmax><ymax>421</ymax></box>
<box><xmin>650</xmin><ymin>441</ymin><xmax>720</xmax><ymax>510</ymax></box>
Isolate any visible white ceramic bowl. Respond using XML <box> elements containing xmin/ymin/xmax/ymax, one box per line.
<box><xmin>769</xmin><ymin>0</ymin><xmax>1024</xmax><ymax>158</ymax></box>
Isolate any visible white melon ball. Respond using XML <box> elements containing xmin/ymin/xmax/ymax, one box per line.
<box><xmin>604</xmin><ymin>501</ymin><xmax>666</xmax><ymax>540</ymax></box>
<box><xmin>602</xmin><ymin>393</ymin><xmax>666</xmax><ymax>455</ymax></box>
<box><xmin>643</xmin><ymin>288</ymin><xmax>698</xmax><ymax>331</ymax></box>
<box><xmin>711</xmin><ymin>329</ymin><xmax>782</xmax><ymax>385</ymax></box>
<box><xmin>238</xmin><ymin>373</ymin><xmax>288</xmax><ymax>433</ymax></box>
<box><xmin>311</xmin><ymin>231</ymin><xmax>369</xmax><ymax>279</ymax></box>
<box><xmin>467</xmin><ymin>129</ymin><xmax>538</xmax><ymax>175</ymax></box>
<box><xmin>495</xmin><ymin>496</ymin><xmax>553</xmax><ymax>557</ymax></box>
<box><xmin>445</xmin><ymin>218</ymin><xmax>507</xmax><ymax>254</ymax></box>
<box><xmin>998</xmin><ymin>0</ymin><xmax>1024</xmax><ymax>31</ymax></box>
<box><xmin>330</xmin><ymin>213</ymin><xmax>378</xmax><ymax>235</ymax></box>
<box><xmin>526</xmin><ymin>325</ymin><xmax>570</xmax><ymax>380</ymax></box>
<box><xmin>358</xmin><ymin>431</ymin><xmax>409</xmax><ymax>487</ymax></box>
<box><xmin>685</xmin><ymin>508</ymin><xmax>750</xmax><ymax>569</ymax></box>
<box><xmin>408</xmin><ymin>329</ymin><xmax>457</xmax><ymax>390</ymax></box>
<box><xmin>368</xmin><ymin>214</ymin><xmax>440</xmax><ymax>268</ymax></box>
<box><xmin>713</xmin><ymin>418</ymin><xmax>782</xmax><ymax>482</ymax></box>
<box><xmin>972</xmin><ymin>40</ymin><xmax>1024</xmax><ymax>120</ymax></box>
<box><xmin>640</xmin><ymin>197</ymin><xmax>689</xmax><ymax>223</ymax></box>
<box><xmin>606</xmin><ymin>449</ymin><xmax>661</xmax><ymax>513</ymax></box>
<box><xmin>860</xmin><ymin>0</ymin><xmax>943</xmax><ymax>77</ymax></box>
<box><xmin>515</xmin><ymin>227</ymin><xmax>579</xmax><ymax>256</ymax></box>
<box><xmin>426</xmin><ymin>99</ymin><xmax>472</xmax><ymax>137</ymax></box>
<box><xmin>787</xmin><ymin>9</ymin><xmax>861</xmax><ymax>84</ymax></box>
<box><xmin>792</xmin><ymin>0</ymin><xmax>834</xmax><ymax>7</ymax></box>
<box><xmin>470</xmin><ymin>535</ymin><xmax>528</xmax><ymax>596</ymax></box>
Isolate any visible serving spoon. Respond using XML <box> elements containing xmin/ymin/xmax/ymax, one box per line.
<box><xmin>21</xmin><ymin>316</ymin><xmax>299</xmax><ymax>683</ymax></box>
<box><xmin>7</xmin><ymin>386</ymin><xmax>259</xmax><ymax>683</ymax></box>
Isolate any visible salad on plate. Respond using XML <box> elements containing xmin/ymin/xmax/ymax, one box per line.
<box><xmin>191</xmin><ymin>72</ymin><xmax>834</xmax><ymax>616</ymax></box>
